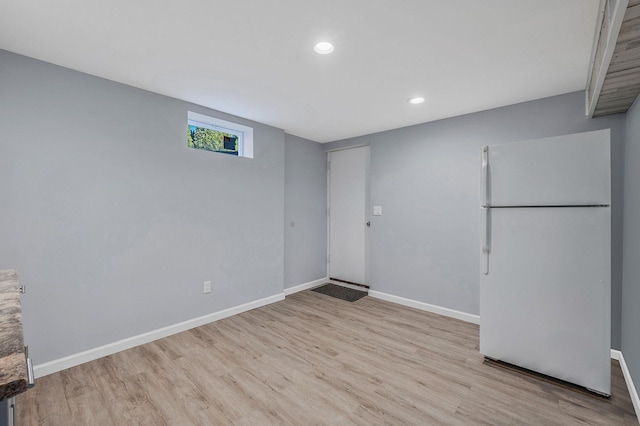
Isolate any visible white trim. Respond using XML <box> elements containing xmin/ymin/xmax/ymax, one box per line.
<box><xmin>327</xmin><ymin>150</ymin><xmax>333</xmax><ymax>281</ymax></box>
<box><xmin>284</xmin><ymin>277</ymin><xmax>328</xmax><ymax>295</ymax></box>
<box><xmin>584</xmin><ymin>0</ymin><xmax>608</xmax><ymax>113</ymax></box>
<box><xmin>325</xmin><ymin>143</ymin><xmax>371</xmax><ymax>153</ymax></box>
<box><xmin>33</xmin><ymin>293</ymin><xmax>284</xmax><ymax>378</ymax></box>
<box><xmin>616</xmin><ymin>350</ymin><xmax>640</xmax><ymax>422</ymax></box>
<box><xmin>368</xmin><ymin>290</ymin><xmax>480</xmax><ymax>325</ymax></box>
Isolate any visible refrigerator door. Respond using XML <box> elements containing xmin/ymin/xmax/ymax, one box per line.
<box><xmin>480</xmin><ymin>206</ymin><xmax>611</xmax><ymax>395</ymax></box>
<box><xmin>483</xmin><ymin>129</ymin><xmax>610</xmax><ymax>207</ymax></box>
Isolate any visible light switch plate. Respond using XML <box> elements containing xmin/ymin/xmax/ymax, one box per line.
<box><xmin>373</xmin><ymin>206</ymin><xmax>382</xmax><ymax>216</ymax></box>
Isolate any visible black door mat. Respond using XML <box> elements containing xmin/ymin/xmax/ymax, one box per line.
<box><xmin>311</xmin><ymin>283</ymin><xmax>368</xmax><ymax>302</ymax></box>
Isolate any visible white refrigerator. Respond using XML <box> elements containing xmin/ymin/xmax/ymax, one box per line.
<box><xmin>479</xmin><ymin>129</ymin><xmax>611</xmax><ymax>396</ymax></box>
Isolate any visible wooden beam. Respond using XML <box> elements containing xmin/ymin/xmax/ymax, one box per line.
<box><xmin>586</xmin><ymin>0</ymin><xmax>631</xmax><ymax>117</ymax></box>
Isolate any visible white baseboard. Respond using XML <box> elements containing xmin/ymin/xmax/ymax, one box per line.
<box><xmin>283</xmin><ymin>277</ymin><xmax>328</xmax><ymax>295</ymax></box>
<box><xmin>34</xmin><ymin>293</ymin><xmax>285</xmax><ymax>378</ymax></box>
<box><xmin>368</xmin><ymin>290</ymin><xmax>480</xmax><ymax>325</ymax></box>
<box><xmin>615</xmin><ymin>350</ymin><xmax>640</xmax><ymax>422</ymax></box>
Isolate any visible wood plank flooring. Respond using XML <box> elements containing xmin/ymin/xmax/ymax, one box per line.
<box><xmin>17</xmin><ymin>290</ymin><xmax>638</xmax><ymax>425</ymax></box>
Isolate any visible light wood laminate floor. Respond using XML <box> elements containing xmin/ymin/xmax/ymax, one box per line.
<box><xmin>17</xmin><ymin>290</ymin><xmax>638</xmax><ymax>425</ymax></box>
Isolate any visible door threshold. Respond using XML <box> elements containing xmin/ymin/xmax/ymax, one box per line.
<box><xmin>329</xmin><ymin>278</ymin><xmax>369</xmax><ymax>290</ymax></box>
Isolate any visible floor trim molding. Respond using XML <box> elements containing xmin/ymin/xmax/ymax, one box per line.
<box><xmin>614</xmin><ymin>349</ymin><xmax>640</xmax><ymax>421</ymax></box>
<box><xmin>368</xmin><ymin>290</ymin><xmax>480</xmax><ymax>325</ymax></box>
<box><xmin>283</xmin><ymin>277</ymin><xmax>328</xmax><ymax>296</ymax></box>
<box><xmin>33</xmin><ymin>293</ymin><xmax>285</xmax><ymax>378</ymax></box>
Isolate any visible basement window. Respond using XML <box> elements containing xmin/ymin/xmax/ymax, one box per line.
<box><xmin>187</xmin><ymin>111</ymin><xmax>254</xmax><ymax>158</ymax></box>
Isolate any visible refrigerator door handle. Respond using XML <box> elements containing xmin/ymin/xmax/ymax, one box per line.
<box><xmin>481</xmin><ymin>146</ymin><xmax>489</xmax><ymax>206</ymax></box>
<box><xmin>481</xmin><ymin>207</ymin><xmax>490</xmax><ymax>274</ymax></box>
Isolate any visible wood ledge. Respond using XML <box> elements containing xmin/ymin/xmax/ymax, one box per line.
<box><xmin>0</xmin><ymin>269</ymin><xmax>27</xmax><ymax>400</ymax></box>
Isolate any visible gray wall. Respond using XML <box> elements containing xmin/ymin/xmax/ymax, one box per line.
<box><xmin>284</xmin><ymin>134</ymin><xmax>327</xmax><ymax>288</ymax></box>
<box><xmin>623</xmin><ymin>96</ymin><xmax>640</xmax><ymax>395</ymax></box>
<box><xmin>325</xmin><ymin>91</ymin><xmax>625</xmax><ymax>349</ymax></box>
<box><xmin>1</xmin><ymin>46</ymin><xmax>632</xmax><ymax>373</ymax></box>
<box><xmin>0</xmin><ymin>50</ymin><xmax>285</xmax><ymax>364</ymax></box>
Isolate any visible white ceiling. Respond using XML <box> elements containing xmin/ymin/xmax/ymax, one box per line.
<box><xmin>0</xmin><ymin>1</ymin><xmax>600</xmax><ymax>143</ymax></box>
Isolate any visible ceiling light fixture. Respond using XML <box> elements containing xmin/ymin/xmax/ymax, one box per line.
<box><xmin>314</xmin><ymin>41</ymin><xmax>334</xmax><ymax>54</ymax></box>
<box><xmin>408</xmin><ymin>97</ymin><xmax>425</xmax><ymax>105</ymax></box>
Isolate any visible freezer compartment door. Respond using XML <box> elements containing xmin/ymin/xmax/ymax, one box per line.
<box><xmin>480</xmin><ymin>207</ymin><xmax>611</xmax><ymax>395</ymax></box>
<box><xmin>485</xmin><ymin>129</ymin><xmax>610</xmax><ymax>207</ymax></box>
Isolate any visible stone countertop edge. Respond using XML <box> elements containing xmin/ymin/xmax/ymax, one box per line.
<box><xmin>0</xmin><ymin>269</ymin><xmax>27</xmax><ymax>401</ymax></box>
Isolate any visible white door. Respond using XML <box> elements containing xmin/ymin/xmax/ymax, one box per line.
<box><xmin>480</xmin><ymin>206</ymin><xmax>611</xmax><ymax>395</ymax></box>
<box><xmin>328</xmin><ymin>146</ymin><xmax>370</xmax><ymax>286</ymax></box>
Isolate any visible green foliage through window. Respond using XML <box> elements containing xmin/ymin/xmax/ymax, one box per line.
<box><xmin>188</xmin><ymin>125</ymin><xmax>239</xmax><ymax>155</ymax></box>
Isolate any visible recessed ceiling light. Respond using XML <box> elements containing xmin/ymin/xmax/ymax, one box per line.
<box><xmin>408</xmin><ymin>97</ymin><xmax>425</xmax><ymax>105</ymax></box>
<box><xmin>314</xmin><ymin>41</ymin><xmax>334</xmax><ymax>54</ymax></box>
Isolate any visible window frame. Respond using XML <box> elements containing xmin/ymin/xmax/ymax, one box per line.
<box><xmin>187</xmin><ymin>111</ymin><xmax>254</xmax><ymax>158</ymax></box>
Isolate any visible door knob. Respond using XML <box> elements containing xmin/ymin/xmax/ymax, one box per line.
<box><xmin>366</xmin><ymin>221</ymin><xmax>371</xmax><ymax>227</ymax></box>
